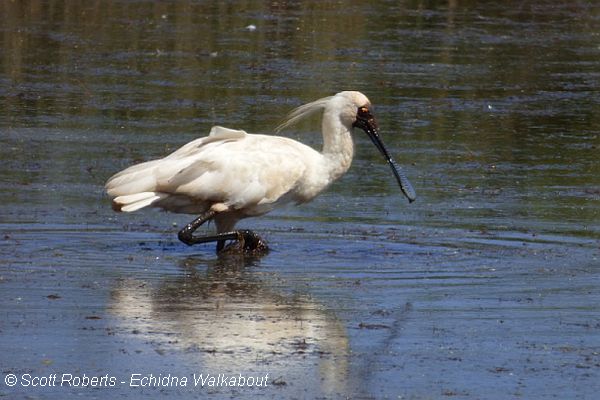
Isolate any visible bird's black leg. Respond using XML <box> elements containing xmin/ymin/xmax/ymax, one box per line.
<box><xmin>177</xmin><ymin>209</ymin><xmax>218</xmax><ymax>245</ymax></box>
<box><xmin>178</xmin><ymin>211</ymin><xmax>268</xmax><ymax>254</ymax></box>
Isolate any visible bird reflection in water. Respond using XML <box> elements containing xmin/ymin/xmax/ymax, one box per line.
<box><xmin>109</xmin><ymin>255</ymin><xmax>349</xmax><ymax>395</ymax></box>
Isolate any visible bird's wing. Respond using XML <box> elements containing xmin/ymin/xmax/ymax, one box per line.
<box><xmin>161</xmin><ymin>134</ymin><xmax>313</xmax><ymax>209</ymax></box>
<box><xmin>107</xmin><ymin>127</ymin><xmax>316</xmax><ymax>213</ymax></box>
<box><xmin>105</xmin><ymin>127</ymin><xmax>248</xmax><ymax>197</ymax></box>
<box><xmin>164</xmin><ymin>126</ymin><xmax>247</xmax><ymax>160</ymax></box>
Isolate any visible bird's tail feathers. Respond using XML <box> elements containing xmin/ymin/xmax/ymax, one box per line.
<box><xmin>105</xmin><ymin>159</ymin><xmax>162</xmax><ymax>198</ymax></box>
<box><xmin>106</xmin><ymin>160</ymin><xmax>167</xmax><ymax>212</ymax></box>
<box><xmin>112</xmin><ymin>192</ymin><xmax>167</xmax><ymax>212</ymax></box>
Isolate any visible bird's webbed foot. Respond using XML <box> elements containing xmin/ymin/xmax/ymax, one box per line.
<box><xmin>218</xmin><ymin>230</ymin><xmax>269</xmax><ymax>256</ymax></box>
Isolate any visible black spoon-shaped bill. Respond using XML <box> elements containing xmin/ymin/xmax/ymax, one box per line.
<box><xmin>353</xmin><ymin>107</ymin><xmax>416</xmax><ymax>203</ymax></box>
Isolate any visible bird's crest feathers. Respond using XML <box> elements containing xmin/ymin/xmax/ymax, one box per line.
<box><xmin>275</xmin><ymin>96</ymin><xmax>334</xmax><ymax>133</ymax></box>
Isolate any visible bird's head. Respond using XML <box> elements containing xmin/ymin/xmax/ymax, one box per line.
<box><xmin>331</xmin><ymin>91</ymin><xmax>372</xmax><ymax>129</ymax></box>
<box><xmin>276</xmin><ymin>91</ymin><xmax>416</xmax><ymax>203</ymax></box>
<box><xmin>336</xmin><ymin>91</ymin><xmax>417</xmax><ymax>203</ymax></box>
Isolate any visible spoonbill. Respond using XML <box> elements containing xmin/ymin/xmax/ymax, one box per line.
<box><xmin>105</xmin><ymin>91</ymin><xmax>415</xmax><ymax>254</ymax></box>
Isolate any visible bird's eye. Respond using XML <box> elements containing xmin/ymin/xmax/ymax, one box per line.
<box><xmin>358</xmin><ymin>106</ymin><xmax>369</xmax><ymax>115</ymax></box>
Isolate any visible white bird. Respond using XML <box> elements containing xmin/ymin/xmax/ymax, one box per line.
<box><xmin>105</xmin><ymin>91</ymin><xmax>415</xmax><ymax>254</ymax></box>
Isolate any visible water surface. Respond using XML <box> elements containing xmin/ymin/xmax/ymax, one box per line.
<box><xmin>1</xmin><ymin>1</ymin><xmax>599</xmax><ymax>399</ymax></box>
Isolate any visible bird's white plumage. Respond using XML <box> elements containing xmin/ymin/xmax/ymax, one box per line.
<box><xmin>105</xmin><ymin>91</ymin><xmax>372</xmax><ymax>233</ymax></box>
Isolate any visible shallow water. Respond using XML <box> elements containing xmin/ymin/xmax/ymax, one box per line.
<box><xmin>1</xmin><ymin>1</ymin><xmax>599</xmax><ymax>399</ymax></box>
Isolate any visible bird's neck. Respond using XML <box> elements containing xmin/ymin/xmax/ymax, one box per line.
<box><xmin>321</xmin><ymin>109</ymin><xmax>354</xmax><ymax>180</ymax></box>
